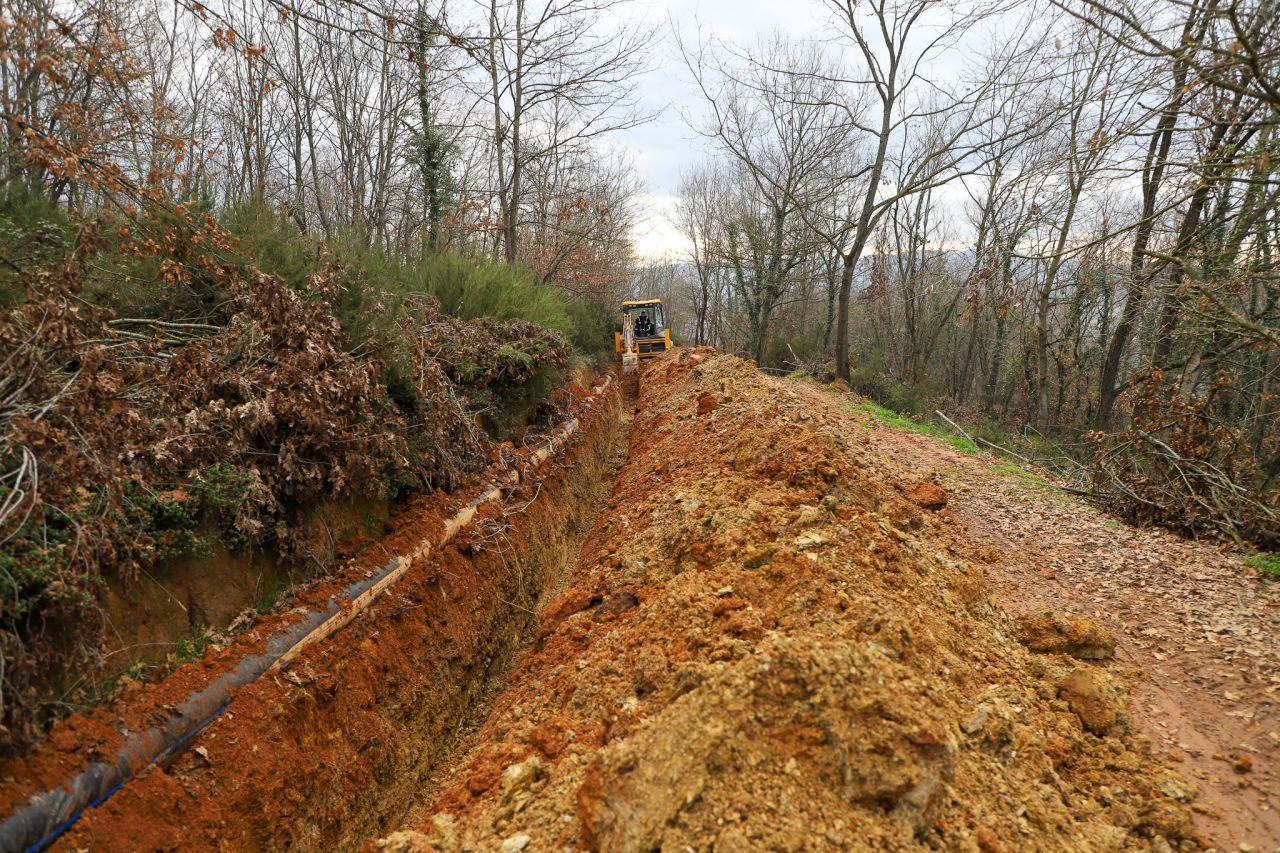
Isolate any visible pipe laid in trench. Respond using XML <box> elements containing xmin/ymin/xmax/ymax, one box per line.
<box><xmin>0</xmin><ymin>376</ymin><xmax>611</xmax><ymax>853</ymax></box>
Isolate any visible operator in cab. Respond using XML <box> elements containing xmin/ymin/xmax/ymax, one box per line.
<box><xmin>636</xmin><ymin>311</ymin><xmax>655</xmax><ymax>337</ymax></box>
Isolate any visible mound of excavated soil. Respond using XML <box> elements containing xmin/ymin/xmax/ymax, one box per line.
<box><xmin>377</xmin><ymin>350</ymin><xmax>1196</xmax><ymax>852</ymax></box>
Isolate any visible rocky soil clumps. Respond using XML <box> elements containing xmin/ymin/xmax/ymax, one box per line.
<box><xmin>1017</xmin><ymin>610</ymin><xmax>1118</xmax><ymax>661</ymax></box>
<box><xmin>379</xmin><ymin>350</ymin><xmax>1197</xmax><ymax>851</ymax></box>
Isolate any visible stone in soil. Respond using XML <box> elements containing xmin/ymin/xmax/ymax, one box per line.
<box><xmin>1018</xmin><ymin>609</ymin><xmax>1117</xmax><ymax>661</ymax></box>
<box><xmin>1058</xmin><ymin>667</ymin><xmax>1124</xmax><ymax>734</ymax></box>
<box><xmin>905</xmin><ymin>482</ymin><xmax>949</xmax><ymax>510</ymax></box>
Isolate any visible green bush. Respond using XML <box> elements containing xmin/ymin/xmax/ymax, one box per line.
<box><xmin>216</xmin><ymin>203</ymin><xmax>609</xmax><ymax>363</ymax></box>
<box><xmin>52</xmin><ymin>200</ymin><xmax>604</xmax><ymax>369</ymax></box>
<box><xmin>0</xmin><ymin>182</ymin><xmax>72</xmax><ymax>305</ymax></box>
<box><xmin>401</xmin><ymin>252</ymin><xmax>572</xmax><ymax>328</ymax></box>
<box><xmin>1246</xmin><ymin>553</ymin><xmax>1280</xmax><ymax>581</ymax></box>
<box><xmin>112</xmin><ymin>464</ymin><xmax>256</xmax><ymax>566</ymax></box>
<box><xmin>563</xmin><ymin>296</ymin><xmax>616</xmax><ymax>363</ymax></box>
<box><xmin>82</xmin><ymin>202</ymin><xmax>611</xmax><ymax>440</ymax></box>
<box><xmin>764</xmin><ymin>328</ymin><xmax>826</xmax><ymax>371</ymax></box>
<box><xmin>220</xmin><ymin>202</ymin><xmax>319</xmax><ymax>289</ymax></box>
<box><xmin>0</xmin><ymin>509</ymin><xmax>91</xmax><ymax>622</ymax></box>
<box><xmin>848</xmin><ymin>366</ymin><xmax>929</xmax><ymax>415</ymax></box>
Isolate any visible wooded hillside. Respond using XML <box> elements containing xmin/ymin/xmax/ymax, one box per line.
<box><xmin>656</xmin><ymin>0</ymin><xmax>1279</xmax><ymax>548</ymax></box>
<box><xmin>0</xmin><ymin>0</ymin><xmax>1276</xmax><ymax>752</ymax></box>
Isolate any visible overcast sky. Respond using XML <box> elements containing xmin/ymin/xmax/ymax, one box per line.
<box><xmin>618</xmin><ymin>0</ymin><xmax>826</xmax><ymax>261</ymax></box>
<box><xmin>615</xmin><ymin>0</ymin><xmax>1050</xmax><ymax>262</ymax></box>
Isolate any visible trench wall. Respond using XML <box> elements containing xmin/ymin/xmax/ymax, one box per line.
<box><xmin>52</xmin><ymin>382</ymin><xmax>622</xmax><ymax>851</ymax></box>
<box><xmin>99</xmin><ymin>496</ymin><xmax>390</xmax><ymax>675</ymax></box>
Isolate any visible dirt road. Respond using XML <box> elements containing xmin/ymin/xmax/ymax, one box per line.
<box><xmin>787</xmin><ymin>378</ymin><xmax>1280</xmax><ymax>850</ymax></box>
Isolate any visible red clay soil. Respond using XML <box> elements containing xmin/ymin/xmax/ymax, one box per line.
<box><xmin>783</xmin><ymin>378</ymin><xmax>1280</xmax><ymax>851</ymax></box>
<box><xmin>0</xmin><ymin>376</ymin><xmax>621</xmax><ymax>851</ymax></box>
<box><xmin>375</xmin><ymin>350</ymin><xmax>1200</xmax><ymax>853</ymax></box>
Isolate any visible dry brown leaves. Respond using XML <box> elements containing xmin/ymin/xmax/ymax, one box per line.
<box><xmin>0</xmin><ymin>251</ymin><xmax>572</xmax><ymax>750</ymax></box>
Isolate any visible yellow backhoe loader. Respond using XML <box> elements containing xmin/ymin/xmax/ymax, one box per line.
<box><xmin>614</xmin><ymin>298</ymin><xmax>670</xmax><ymax>372</ymax></box>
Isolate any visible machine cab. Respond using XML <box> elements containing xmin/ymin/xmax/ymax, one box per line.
<box><xmin>624</xmin><ymin>300</ymin><xmax>665</xmax><ymax>339</ymax></box>
<box><xmin>615</xmin><ymin>298</ymin><xmax>671</xmax><ymax>362</ymax></box>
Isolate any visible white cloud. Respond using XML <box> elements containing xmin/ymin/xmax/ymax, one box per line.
<box><xmin>617</xmin><ymin>0</ymin><xmax>825</xmax><ymax>259</ymax></box>
<box><xmin>631</xmin><ymin>194</ymin><xmax>689</xmax><ymax>260</ymax></box>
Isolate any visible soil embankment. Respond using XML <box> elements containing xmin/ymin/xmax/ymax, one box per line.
<box><xmin>6</xmin><ymin>350</ymin><xmax>1258</xmax><ymax>851</ymax></box>
<box><xmin>781</xmin><ymin>378</ymin><xmax>1280</xmax><ymax>849</ymax></box>
<box><xmin>377</xmin><ymin>350</ymin><xmax>1198</xmax><ymax>852</ymax></box>
<box><xmin>0</xmin><ymin>376</ymin><xmax>622</xmax><ymax>851</ymax></box>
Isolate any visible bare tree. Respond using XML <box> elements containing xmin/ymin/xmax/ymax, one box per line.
<box><xmin>673</xmin><ymin>165</ymin><xmax>731</xmax><ymax>346</ymax></box>
<box><xmin>464</xmin><ymin>0</ymin><xmax>654</xmax><ymax>265</ymax></box>
<box><xmin>681</xmin><ymin>36</ymin><xmax>854</xmax><ymax>364</ymax></box>
<box><xmin>816</xmin><ymin>0</ymin><xmax>1053</xmax><ymax>382</ymax></box>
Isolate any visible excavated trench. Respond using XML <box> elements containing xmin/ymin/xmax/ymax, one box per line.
<box><xmin>371</xmin><ymin>349</ymin><xmax>1199</xmax><ymax>853</ymax></box>
<box><xmin>0</xmin><ymin>374</ymin><xmax>628</xmax><ymax>851</ymax></box>
<box><xmin>1</xmin><ymin>352</ymin><xmax>1207</xmax><ymax>852</ymax></box>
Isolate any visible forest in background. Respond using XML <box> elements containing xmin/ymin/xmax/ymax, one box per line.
<box><xmin>652</xmin><ymin>0</ymin><xmax>1279</xmax><ymax>552</ymax></box>
<box><xmin>0</xmin><ymin>0</ymin><xmax>640</xmax><ymax>746</ymax></box>
<box><xmin>0</xmin><ymin>0</ymin><xmax>1276</xmax><ymax>747</ymax></box>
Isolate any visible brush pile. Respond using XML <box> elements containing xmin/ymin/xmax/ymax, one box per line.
<box><xmin>0</xmin><ymin>253</ymin><xmax>570</xmax><ymax>749</ymax></box>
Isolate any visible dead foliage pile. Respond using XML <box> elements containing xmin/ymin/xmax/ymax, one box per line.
<box><xmin>424</xmin><ymin>315</ymin><xmax>572</xmax><ymax>392</ymax></box>
<box><xmin>0</xmin><ymin>249</ymin><xmax>571</xmax><ymax>750</ymax></box>
<box><xmin>1089</xmin><ymin>371</ymin><xmax>1280</xmax><ymax>548</ymax></box>
<box><xmin>415</xmin><ymin>312</ymin><xmax>573</xmax><ymax>434</ymax></box>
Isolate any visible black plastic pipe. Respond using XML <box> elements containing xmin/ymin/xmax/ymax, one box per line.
<box><xmin>0</xmin><ymin>377</ymin><xmax>610</xmax><ymax>853</ymax></box>
<box><xmin>0</xmin><ymin>556</ymin><xmax>394</xmax><ymax>852</ymax></box>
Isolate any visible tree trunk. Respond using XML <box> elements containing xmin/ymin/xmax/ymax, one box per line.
<box><xmin>1097</xmin><ymin>4</ymin><xmax>1202</xmax><ymax>427</ymax></box>
<box><xmin>836</xmin><ymin>254</ymin><xmax>855</xmax><ymax>379</ymax></box>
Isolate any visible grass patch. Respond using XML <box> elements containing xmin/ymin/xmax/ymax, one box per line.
<box><xmin>1245</xmin><ymin>553</ymin><xmax>1280</xmax><ymax>581</ymax></box>
<box><xmin>255</xmin><ymin>580</ymin><xmax>288</xmax><ymax>613</ymax></box>
<box><xmin>993</xmin><ymin>460</ymin><xmax>1051</xmax><ymax>490</ymax></box>
<box><xmin>174</xmin><ymin>626</ymin><xmax>222</xmax><ymax>664</ymax></box>
<box><xmin>990</xmin><ymin>459</ymin><xmax>1084</xmax><ymax>510</ymax></box>
<box><xmin>74</xmin><ymin>627</ymin><xmax>217</xmax><ymax>714</ymax></box>
<box><xmin>858</xmin><ymin>401</ymin><xmax>978</xmax><ymax>454</ymax></box>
